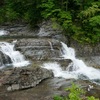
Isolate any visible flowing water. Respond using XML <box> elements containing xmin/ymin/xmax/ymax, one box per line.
<box><xmin>42</xmin><ymin>42</ymin><xmax>100</xmax><ymax>84</ymax></box>
<box><xmin>48</xmin><ymin>41</ymin><xmax>54</xmax><ymax>51</ymax></box>
<box><xmin>0</xmin><ymin>30</ymin><xmax>8</xmax><ymax>36</ymax></box>
<box><xmin>0</xmin><ymin>41</ymin><xmax>29</xmax><ymax>68</ymax></box>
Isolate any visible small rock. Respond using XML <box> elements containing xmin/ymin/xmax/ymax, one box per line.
<box><xmin>12</xmin><ymin>84</ymin><xmax>19</xmax><ymax>90</ymax></box>
<box><xmin>7</xmin><ymin>86</ymin><xmax>12</xmax><ymax>91</ymax></box>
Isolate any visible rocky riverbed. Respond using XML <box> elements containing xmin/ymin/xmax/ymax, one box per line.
<box><xmin>0</xmin><ymin>77</ymin><xmax>100</xmax><ymax>100</ymax></box>
<box><xmin>0</xmin><ymin>20</ymin><xmax>100</xmax><ymax>100</ymax></box>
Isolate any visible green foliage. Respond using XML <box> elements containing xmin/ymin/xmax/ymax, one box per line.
<box><xmin>53</xmin><ymin>96</ymin><xmax>65</xmax><ymax>100</ymax></box>
<box><xmin>57</xmin><ymin>11</ymin><xmax>73</xmax><ymax>36</ymax></box>
<box><xmin>79</xmin><ymin>3</ymin><xmax>100</xmax><ymax>19</ymax></box>
<box><xmin>0</xmin><ymin>8</ymin><xmax>6</xmax><ymax>23</ymax></box>
<box><xmin>89</xmin><ymin>15</ymin><xmax>100</xmax><ymax>27</ymax></box>
<box><xmin>39</xmin><ymin>0</ymin><xmax>100</xmax><ymax>44</ymax></box>
<box><xmin>39</xmin><ymin>0</ymin><xmax>59</xmax><ymax>19</ymax></box>
<box><xmin>53</xmin><ymin>83</ymin><xmax>99</xmax><ymax>100</ymax></box>
<box><xmin>0</xmin><ymin>0</ymin><xmax>100</xmax><ymax>43</ymax></box>
<box><xmin>74</xmin><ymin>1</ymin><xmax>100</xmax><ymax>44</ymax></box>
<box><xmin>87</xmin><ymin>96</ymin><xmax>99</xmax><ymax>100</ymax></box>
<box><xmin>65</xmin><ymin>83</ymin><xmax>84</xmax><ymax>100</ymax></box>
<box><xmin>6</xmin><ymin>8</ymin><xmax>20</xmax><ymax>21</ymax></box>
<box><xmin>0</xmin><ymin>0</ymin><xmax>42</xmax><ymax>26</ymax></box>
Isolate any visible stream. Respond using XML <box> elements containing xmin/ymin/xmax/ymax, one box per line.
<box><xmin>0</xmin><ymin>25</ymin><xmax>100</xmax><ymax>100</ymax></box>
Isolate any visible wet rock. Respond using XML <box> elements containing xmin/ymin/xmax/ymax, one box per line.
<box><xmin>0</xmin><ymin>20</ymin><xmax>66</xmax><ymax>41</ymax></box>
<box><xmin>0</xmin><ymin>51</ymin><xmax>12</xmax><ymax>68</ymax></box>
<box><xmin>79</xmin><ymin>56</ymin><xmax>100</xmax><ymax>69</ymax></box>
<box><xmin>70</xmin><ymin>40</ymin><xmax>100</xmax><ymax>57</ymax></box>
<box><xmin>0</xmin><ymin>24</ymin><xmax>39</xmax><ymax>37</ymax></box>
<box><xmin>0</xmin><ymin>69</ymin><xmax>12</xmax><ymax>87</ymax></box>
<box><xmin>69</xmin><ymin>40</ymin><xmax>100</xmax><ymax>68</ymax></box>
<box><xmin>15</xmin><ymin>39</ymin><xmax>62</xmax><ymax>60</ymax></box>
<box><xmin>56</xmin><ymin>59</ymin><xmax>72</xmax><ymax>70</ymax></box>
<box><xmin>2</xmin><ymin>67</ymin><xmax>53</xmax><ymax>91</ymax></box>
<box><xmin>1</xmin><ymin>78</ymin><xmax>100</xmax><ymax>100</ymax></box>
<box><xmin>37</xmin><ymin>20</ymin><xmax>66</xmax><ymax>41</ymax></box>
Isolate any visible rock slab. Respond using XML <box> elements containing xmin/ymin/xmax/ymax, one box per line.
<box><xmin>2</xmin><ymin>67</ymin><xmax>53</xmax><ymax>91</ymax></box>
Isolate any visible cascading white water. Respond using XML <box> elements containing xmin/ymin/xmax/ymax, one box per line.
<box><xmin>0</xmin><ymin>30</ymin><xmax>8</xmax><ymax>36</ymax></box>
<box><xmin>61</xmin><ymin>42</ymin><xmax>100</xmax><ymax>80</ymax></box>
<box><xmin>0</xmin><ymin>41</ymin><xmax>29</xmax><ymax>68</ymax></box>
<box><xmin>48</xmin><ymin>41</ymin><xmax>54</xmax><ymax>51</ymax></box>
<box><xmin>41</xmin><ymin>42</ymin><xmax>100</xmax><ymax>84</ymax></box>
<box><xmin>41</xmin><ymin>62</ymin><xmax>77</xmax><ymax>79</ymax></box>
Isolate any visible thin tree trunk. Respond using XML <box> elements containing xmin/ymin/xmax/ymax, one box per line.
<box><xmin>65</xmin><ymin>0</ymin><xmax>68</xmax><ymax>11</ymax></box>
<box><xmin>61</xmin><ymin>0</ymin><xmax>63</xmax><ymax>9</ymax></box>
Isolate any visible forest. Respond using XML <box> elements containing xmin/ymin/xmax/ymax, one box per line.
<box><xmin>0</xmin><ymin>0</ymin><xmax>100</xmax><ymax>44</ymax></box>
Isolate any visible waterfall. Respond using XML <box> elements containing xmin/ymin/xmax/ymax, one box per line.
<box><xmin>0</xmin><ymin>41</ymin><xmax>29</xmax><ymax>68</ymax></box>
<box><xmin>0</xmin><ymin>30</ymin><xmax>8</xmax><ymax>36</ymax></box>
<box><xmin>61</xmin><ymin>42</ymin><xmax>100</xmax><ymax>80</ymax></box>
<box><xmin>48</xmin><ymin>41</ymin><xmax>54</xmax><ymax>51</ymax></box>
<box><xmin>41</xmin><ymin>42</ymin><xmax>100</xmax><ymax>84</ymax></box>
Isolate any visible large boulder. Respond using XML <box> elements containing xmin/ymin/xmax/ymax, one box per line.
<box><xmin>2</xmin><ymin>67</ymin><xmax>53</xmax><ymax>91</ymax></box>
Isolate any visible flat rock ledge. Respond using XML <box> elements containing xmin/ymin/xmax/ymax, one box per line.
<box><xmin>0</xmin><ymin>67</ymin><xmax>53</xmax><ymax>91</ymax></box>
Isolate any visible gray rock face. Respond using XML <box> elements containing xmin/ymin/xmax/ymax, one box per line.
<box><xmin>0</xmin><ymin>51</ymin><xmax>12</xmax><ymax>67</ymax></box>
<box><xmin>2</xmin><ymin>67</ymin><xmax>53</xmax><ymax>91</ymax></box>
<box><xmin>79</xmin><ymin>56</ymin><xmax>100</xmax><ymax>69</ymax></box>
<box><xmin>0</xmin><ymin>21</ymin><xmax>99</xmax><ymax>58</ymax></box>
<box><xmin>0</xmin><ymin>20</ymin><xmax>66</xmax><ymax>41</ymax></box>
<box><xmin>37</xmin><ymin>20</ymin><xmax>66</xmax><ymax>41</ymax></box>
<box><xmin>15</xmin><ymin>39</ymin><xmax>62</xmax><ymax>60</ymax></box>
<box><xmin>70</xmin><ymin>40</ymin><xmax>100</xmax><ymax>57</ymax></box>
<box><xmin>0</xmin><ymin>24</ymin><xmax>39</xmax><ymax>37</ymax></box>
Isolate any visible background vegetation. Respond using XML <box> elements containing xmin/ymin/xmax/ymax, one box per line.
<box><xmin>0</xmin><ymin>0</ymin><xmax>100</xmax><ymax>44</ymax></box>
<box><xmin>53</xmin><ymin>83</ymin><xmax>99</xmax><ymax>100</ymax></box>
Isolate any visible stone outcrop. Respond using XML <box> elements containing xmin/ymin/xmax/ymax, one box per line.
<box><xmin>0</xmin><ymin>20</ymin><xmax>66</xmax><ymax>41</ymax></box>
<box><xmin>0</xmin><ymin>21</ymin><xmax>99</xmax><ymax>58</ymax></box>
<box><xmin>79</xmin><ymin>56</ymin><xmax>100</xmax><ymax>69</ymax></box>
<box><xmin>0</xmin><ymin>24</ymin><xmax>39</xmax><ymax>37</ymax></box>
<box><xmin>37</xmin><ymin>20</ymin><xmax>66</xmax><ymax>41</ymax></box>
<box><xmin>15</xmin><ymin>38</ymin><xmax>62</xmax><ymax>60</ymax></box>
<box><xmin>70</xmin><ymin>40</ymin><xmax>100</xmax><ymax>57</ymax></box>
<box><xmin>2</xmin><ymin>67</ymin><xmax>53</xmax><ymax>91</ymax></box>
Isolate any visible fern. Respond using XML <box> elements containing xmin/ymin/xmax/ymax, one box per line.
<box><xmin>79</xmin><ymin>3</ymin><xmax>100</xmax><ymax>19</ymax></box>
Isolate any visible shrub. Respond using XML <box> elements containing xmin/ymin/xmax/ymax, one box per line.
<box><xmin>53</xmin><ymin>83</ymin><xmax>99</xmax><ymax>100</ymax></box>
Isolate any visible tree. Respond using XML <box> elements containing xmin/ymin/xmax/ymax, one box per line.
<box><xmin>0</xmin><ymin>0</ymin><xmax>99</xmax><ymax>43</ymax></box>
